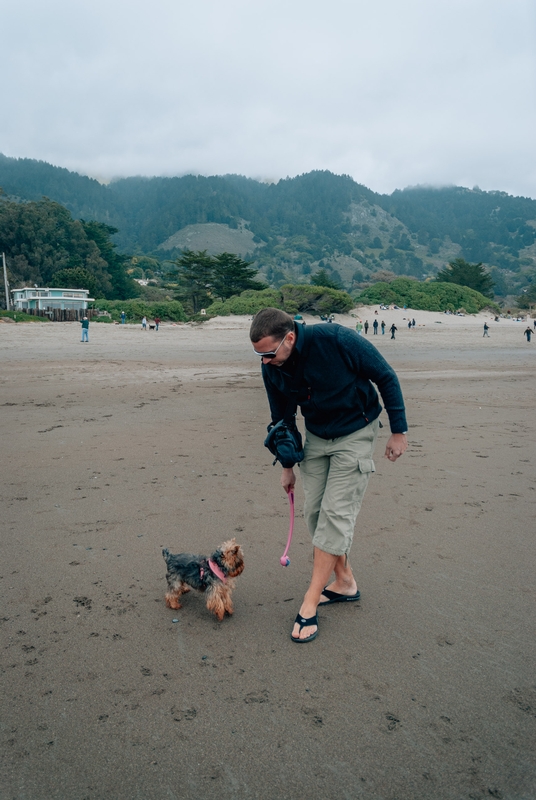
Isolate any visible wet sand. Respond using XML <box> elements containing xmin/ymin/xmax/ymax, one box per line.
<box><xmin>1</xmin><ymin>311</ymin><xmax>535</xmax><ymax>799</ymax></box>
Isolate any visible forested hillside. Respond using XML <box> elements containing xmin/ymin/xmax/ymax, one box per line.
<box><xmin>1</xmin><ymin>153</ymin><xmax>535</xmax><ymax>301</ymax></box>
<box><xmin>0</xmin><ymin>195</ymin><xmax>137</xmax><ymax>299</ymax></box>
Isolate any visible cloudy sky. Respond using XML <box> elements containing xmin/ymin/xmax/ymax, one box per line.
<box><xmin>2</xmin><ymin>0</ymin><xmax>535</xmax><ymax>197</ymax></box>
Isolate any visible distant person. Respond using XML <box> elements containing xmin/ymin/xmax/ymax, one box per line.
<box><xmin>381</xmin><ymin>320</ymin><xmax>386</xmax><ymax>335</ymax></box>
<box><xmin>356</xmin><ymin>320</ymin><xmax>363</xmax><ymax>336</ymax></box>
<box><xmin>412</xmin><ymin>318</ymin><xmax>416</xmax><ymax>328</ymax></box>
<box><xmin>390</xmin><ymin>323</ymin><xmax>397</xmax><ymax>340</ymax></box>
<box><xmin>364</xmin><ymin>320</ymin><xmax>369</xmax><ymax>335</ymax></box>
<box><xmin>524</xmin><ymin>327</ymin><xmax>532</xmax><ymax>343</ymax></box>
<box><xmin>483</xmin><ymin>322</ymin><xmax>490</xmax><ymax>337</ymax></box>
<box><xmin>154</xmin><ymin>317</ymin><xmax>161</xmax><ymax>331</ymax></box>
<box><xmin>533</xmin><ymin>319</ymin><xmax>536</xmax><ymax>331</ymax></box>
<box><xmin>81</xmin><ymin>316</ymin><xmax>89</xmax><ymax>343</ymax></box>
<box><xmin>121</xmin><ymin>310</ymin><xmax>126</xmax><ymax>325</ymax></box>
<box><xmin>142</xmin><ymin>316</ymin><xmax>147</xmax><ymax>331</ymax></box>
<box><xmin>408</xmin><ymin>320</ymin><xmax>412</xmax><ymax>330</ymax></box>
<box><xmin>372</xmin><ymin>319</ymin><xmax>378</xmax><ymax>335</ymax></box>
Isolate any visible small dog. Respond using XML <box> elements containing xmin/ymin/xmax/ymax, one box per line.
<box><xmin>162</xmin><ymin>539</ymin><xmax>244</xmax><ymax>621</ymax></box>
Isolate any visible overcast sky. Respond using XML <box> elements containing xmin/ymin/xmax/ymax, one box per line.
<box><xmin>2</xmin><ymin>0</ymin><xmax>535</xmax><ymax>197</ymax></box>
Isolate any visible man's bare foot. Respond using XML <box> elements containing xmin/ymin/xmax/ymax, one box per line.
<box><xmin>291</xmin><ymin>603</ymin><xmax>318</xmax><ymax>641</ymax></box>
<box><xmin>319</xmin><ymin>580</ymin><xmax>359</xmax><ymax>605</ymax></box>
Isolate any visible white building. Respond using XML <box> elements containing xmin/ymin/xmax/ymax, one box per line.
<box><xmin>11</xmin><ymin>287</ymin><xmax>94</xmax><ymax>312</ymax></box>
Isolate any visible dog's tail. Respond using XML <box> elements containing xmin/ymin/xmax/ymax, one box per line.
<box><xmin>162</xmin><ymin>548</ymin><xmax>170</xmax><ymax>563</ymax></box>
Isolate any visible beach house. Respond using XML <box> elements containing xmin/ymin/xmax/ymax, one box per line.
<box><xmin>11</xmin><ymin>287</ymin><xmax>94</xmax><ymax>313</ymax></box>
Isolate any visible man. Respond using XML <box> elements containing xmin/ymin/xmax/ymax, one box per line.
<box><xmin>483</xmin><ymin>322</ymin><xmax>490</xmax><ymax>337</ymax></box>
<box><xmin>81</xmin><ymin>316</ymin><xmax>89</xmax><ymax>342</ymax></box>
<box><xmin>250</xmin><ymin>308</ymin><xmax>407</xmax><ymax>643</ymax></box>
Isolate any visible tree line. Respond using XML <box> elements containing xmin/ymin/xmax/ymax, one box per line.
<box><xmin>2</xmin><ymin>155</ymin><xmax>535</xmax><ymax>296</ymax></box>
<box><xmin>0</xmin><ymin>194</ymin><xmax>137</xmax><ymax>300</ymax></box>
<box><xmin>1</xmin><ymin>169</ymin><xmax>533</xmax><ymax>313</ymax></box>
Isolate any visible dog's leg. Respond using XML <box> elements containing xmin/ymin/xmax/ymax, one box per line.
<box><xmin>165</xmin><ymin>580</ymin><xmax>188</xmax><ymax>610</ymax></box>
<box><xmin>206</xmin><ymin>585</ymin><xmax>226</xmax><ymax>621</ymax></box>
<box><xmin>221</xmin><ymin>584</ymin><xmax>234</xmax><ymax>616</ymax></box>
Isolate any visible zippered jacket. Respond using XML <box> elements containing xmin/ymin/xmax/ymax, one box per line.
<box><xmin>261</xmin><ymin>323</ymin><xmax>407</xmax><ymax>440</ymax></box>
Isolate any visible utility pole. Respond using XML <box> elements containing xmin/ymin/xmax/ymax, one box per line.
<box><xmin>2</xmin><ymin>252</ymin><xmax>10</xmax><ymax>310</ymax></box>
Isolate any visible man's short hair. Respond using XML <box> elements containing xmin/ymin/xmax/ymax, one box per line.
<box><xmin>249</xmin><ymin>308</ymin><xmax>294</xmax><ymax>343</ymax></box>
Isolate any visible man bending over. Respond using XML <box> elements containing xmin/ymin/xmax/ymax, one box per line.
<box><xmin>250</xmin><ymin>308</ymin><xmax>408</xmax><ymax>643</ymax></box>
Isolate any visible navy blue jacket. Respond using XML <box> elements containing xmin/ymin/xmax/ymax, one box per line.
<box><xmin>262</xmin><ymin>323</ymin><xmax>407</xmax><ymax>440</ymax></box>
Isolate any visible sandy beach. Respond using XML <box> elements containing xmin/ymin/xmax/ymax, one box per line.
<box><xmin>1</xmin><ymin>307</ymin><xmax>535</xmax><ymax>800</ymax></box>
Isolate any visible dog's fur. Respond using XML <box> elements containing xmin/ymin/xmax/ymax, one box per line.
<box><xmin>162</xmin><ymin>539</ymin><xmax>244</xmax><ymax>621</ymax></box>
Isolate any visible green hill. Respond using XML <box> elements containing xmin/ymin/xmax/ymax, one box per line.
<box><xmin>1</xmin><ymin>154</ymin><xmax>535</xmax><ymax>301</ymax></box>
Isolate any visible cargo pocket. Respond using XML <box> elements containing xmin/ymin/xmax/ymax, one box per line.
<box><xmin>358</xmin><ymin>458</ymin><xmax>375</xmax><ymax>474</ymax></box>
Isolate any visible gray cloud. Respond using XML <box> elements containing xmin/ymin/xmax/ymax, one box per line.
<box><xmin>2</xmin><ymin>0</ymin><xmax>535</xmax><ymax>196</ymax></box>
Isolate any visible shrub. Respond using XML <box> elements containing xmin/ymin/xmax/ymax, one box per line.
<box><xmin>356</xmin><ymin>278</ymin><xmax>499</xmax><ymax>314</ymax></box>
<box><xmin>205</xmin><ymin>289</ymin><xmax>282</xmax><ymax>316</ymax></box>
<box><xmin>204</xmin><ymin>284</ymin><xmax>354</xmax><ymax>317</ymax></box>
<box><xmin>93</xmin><ymin>299</ymin><xmax>187</xmax><ymax>322</ymax></box>
<box><xmin>280</xmin><ymin>284</ymin><xmax>354</xmax><ymax>314</ymax></box>
<box><xmin>0</xmin><ymin>310</ymin><xmax>50</xmax><ymax>323</ymax></box>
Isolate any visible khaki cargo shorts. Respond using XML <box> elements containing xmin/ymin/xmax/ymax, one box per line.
<box><xmin>299</xmin><ymin>419</ymin><xmax>379</xmax><ymax>556</ymax></box>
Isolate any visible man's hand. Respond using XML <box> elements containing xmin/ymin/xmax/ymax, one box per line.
<box><xmin>384</xmin><ymin>433</ymin><xmax>408</xmax><ymax>462</ymax></box>
<box><xmin>281</xmin><ymin>468</ymin><xmax>296</xmax><ymax>493</ymax></box>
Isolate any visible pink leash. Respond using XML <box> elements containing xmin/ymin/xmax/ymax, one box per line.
<box><xmin>280</xmin><ymin>490</ymin><xmax>294</xmax><ymax>567</ymax></box>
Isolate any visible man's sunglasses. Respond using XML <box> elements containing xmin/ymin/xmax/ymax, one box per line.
<box><xmin>253</xmin><ymin>335</ymin><xmax>287</xmax><ymax>359</ymax></box>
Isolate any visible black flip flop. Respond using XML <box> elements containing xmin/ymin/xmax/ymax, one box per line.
<box><xmin>291</xmin><ymin>613</ymin><xmax>318</xmax><ymax>643</ymax></box>
<box><xmin>318</xmin><ymin>587</ymin><xmax>361</xmax><ymax>605</ymax></box>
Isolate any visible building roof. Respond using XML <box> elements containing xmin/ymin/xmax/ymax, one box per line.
<box><xmin>12</xmin><ymin>287</ymin><xmax>91</xmax><ymax>293</ymax></box>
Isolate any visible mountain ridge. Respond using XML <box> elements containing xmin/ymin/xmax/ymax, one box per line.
<box><xmin>1</xmin><ymin>153</ymin><xmax>535</xmax><ymax>299</ymax></box>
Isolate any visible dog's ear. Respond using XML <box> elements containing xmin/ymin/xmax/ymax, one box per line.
<box><xmin>232</xmin><ymin>543</ymin><xmax>244</xmax><ymax>557</ymax></box>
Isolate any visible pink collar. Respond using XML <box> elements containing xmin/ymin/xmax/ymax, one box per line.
<box><xmin>208</xmin><ymin>558</ymin><xmax>226</xmax><ymax>582</ymax></box>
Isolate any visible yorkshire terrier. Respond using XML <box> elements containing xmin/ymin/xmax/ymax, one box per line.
<box><xmin>162</xmin><ymin>539</ymin><xmax>244</xmax><ymax>621</ymax></box>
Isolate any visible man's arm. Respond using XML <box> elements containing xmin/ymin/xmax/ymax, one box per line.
<box><xmin>341</xmin><ymin>328</ymin><xmax>408</xmax><ymax>434</ymax></box>
<box><xmin>261</xmin><ymin>366</ymin><xmax>289</xmax><ymax>425</ymax></box>
<box><xmin>260</xmin><ymin>366</ymin><xmax>298</xmax><ymax>492</ymax></box>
